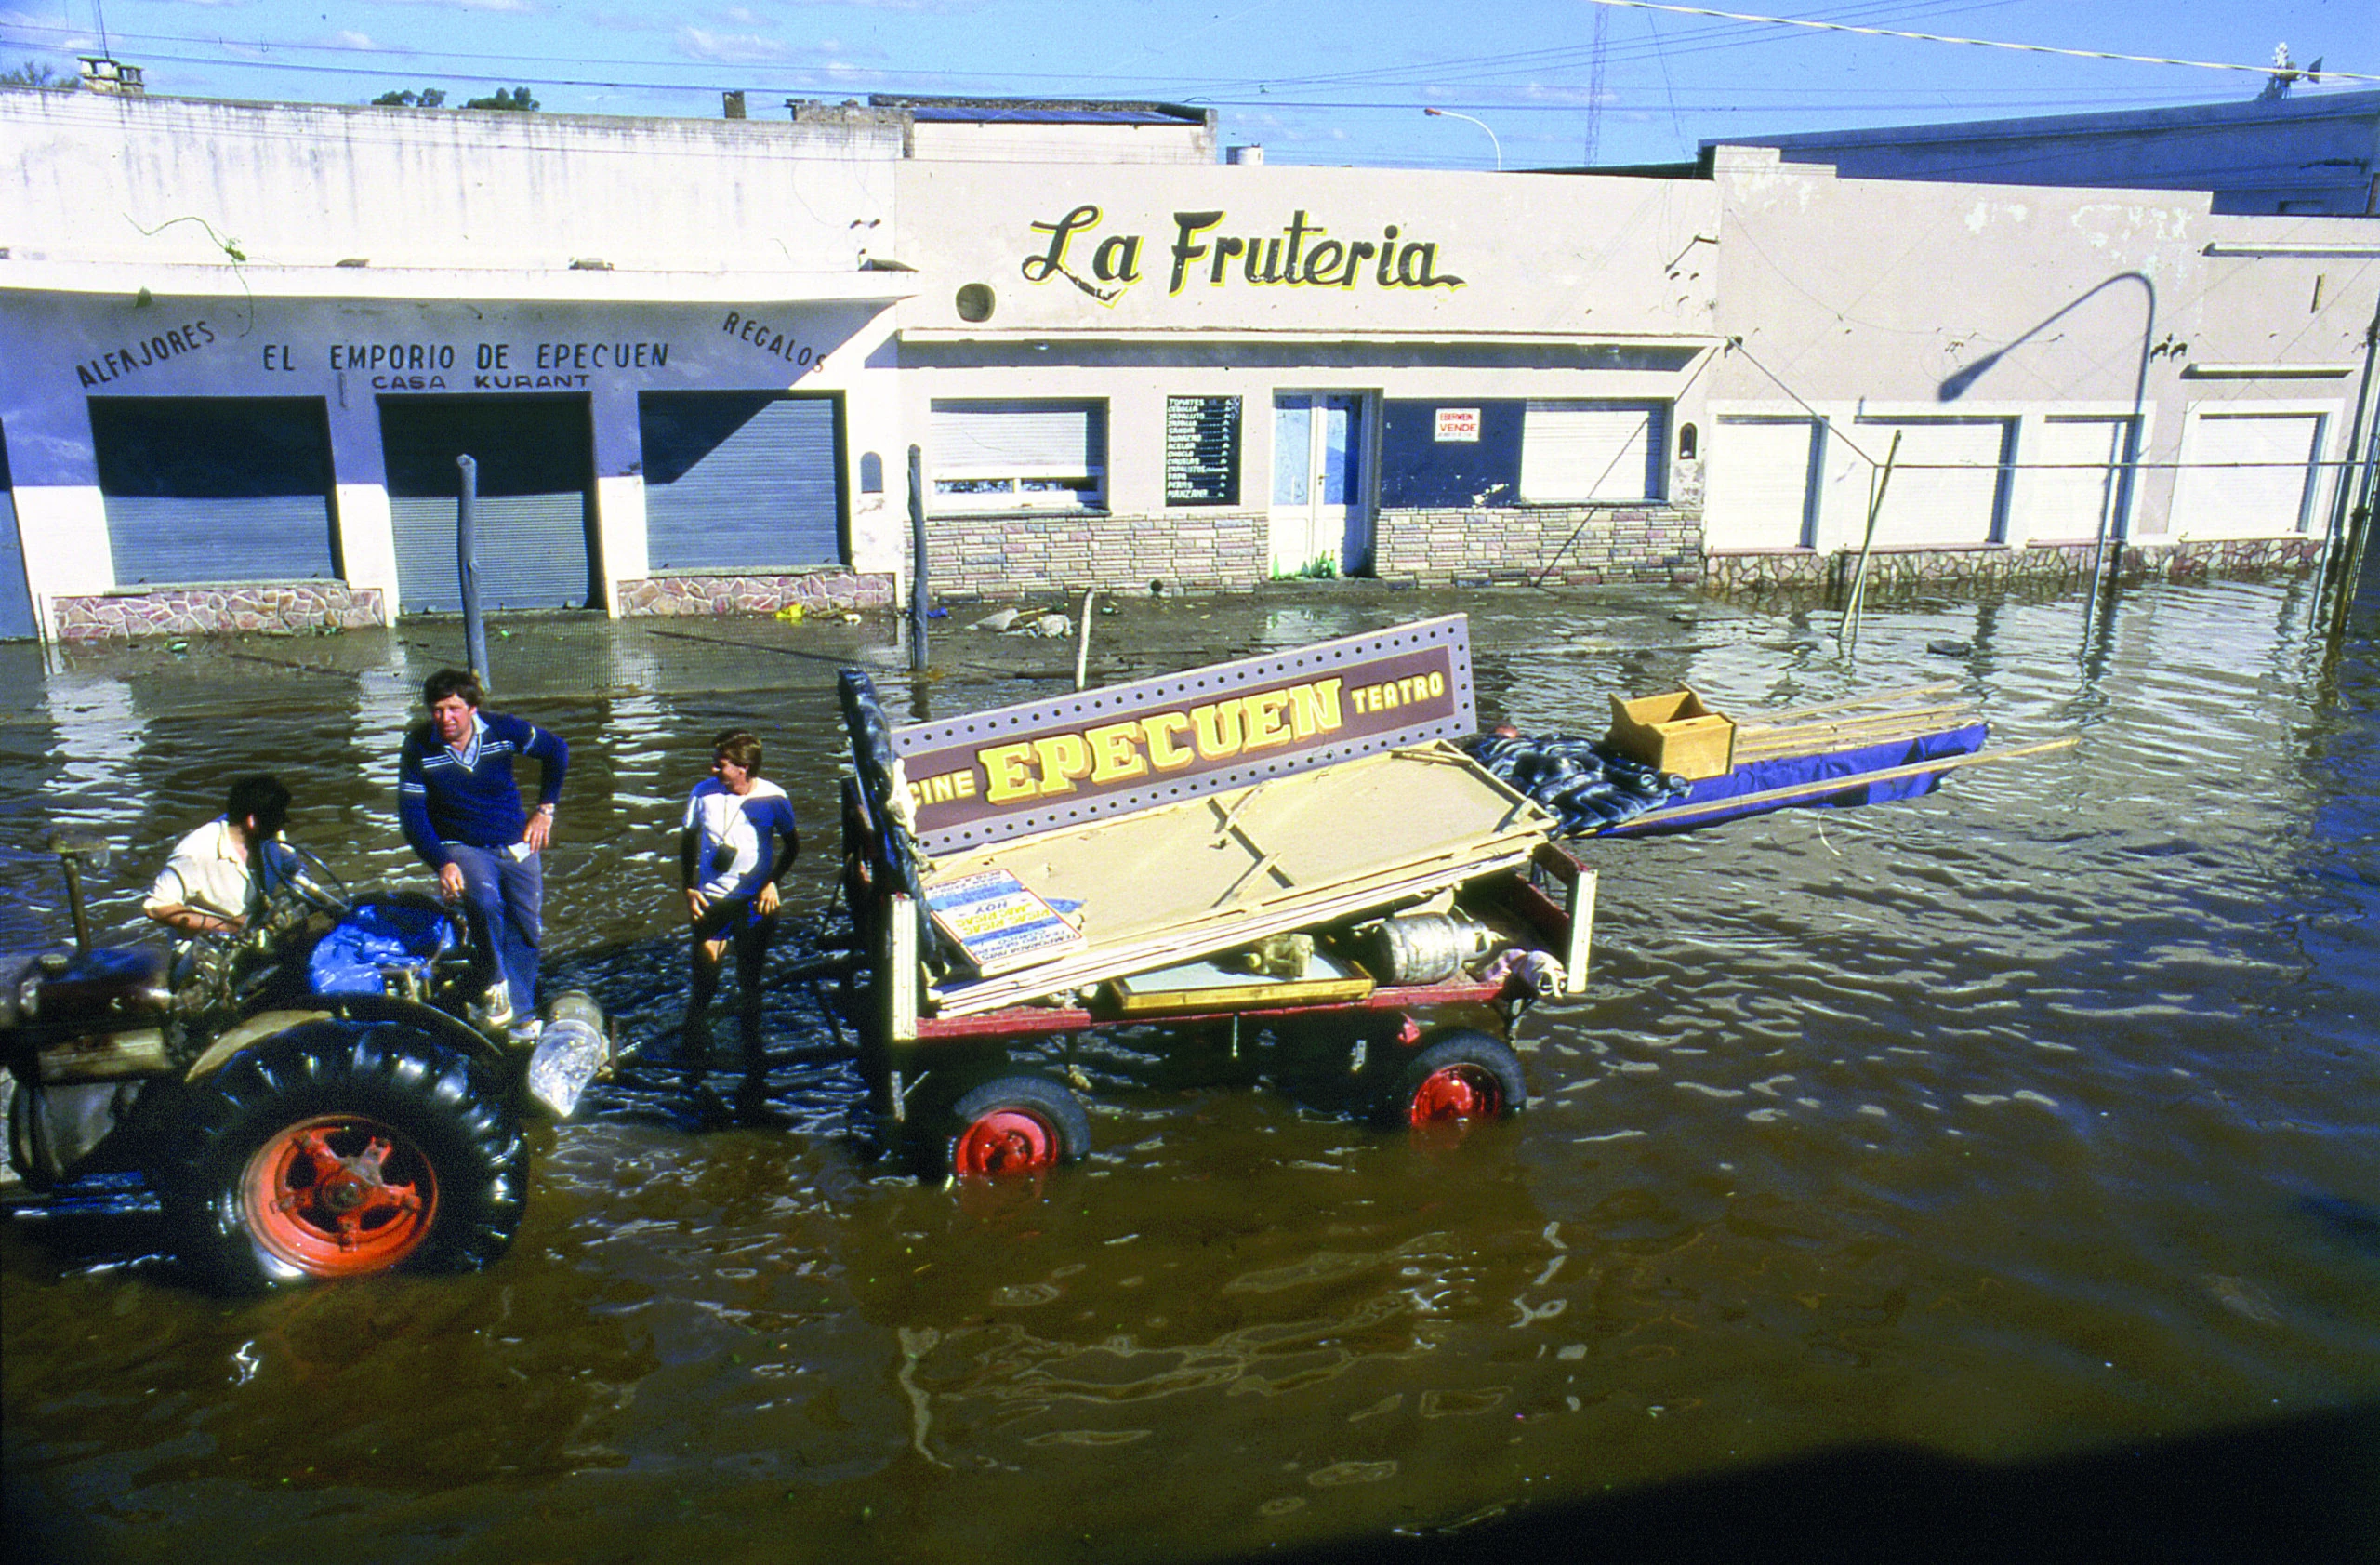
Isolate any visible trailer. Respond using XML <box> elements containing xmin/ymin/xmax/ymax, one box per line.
<box><xmin>834</xmin><ymin>616</ymin><xmax>1595</xmax><ymax>1179</ymax></box>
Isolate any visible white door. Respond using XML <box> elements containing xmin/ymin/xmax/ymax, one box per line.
<box><xmin>2170</xmin><ymin>411</ymin><xmax>2321</xmax><ymax>536</ymax></box>
<box><xmin>2024</xmin><ymin>417</ymin><xmax>2134</xmax><ymax>543</ymax></box>
<box><xmin>1707</xmin><ymin>417</ymin><xmax>1819</xmax><ymax>550</ymax></box>
<box><xmin>1861</xmin><ymin>418</ymin><xmax>2011</xmax><ymax>546</ymax></box>
<box><xmin>1270</xmin><ymin>393</ymin><xmax>1368</xmax><ymax>577</ymax></box>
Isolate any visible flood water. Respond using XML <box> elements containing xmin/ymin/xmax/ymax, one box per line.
<box><xmin>4</xmin><ymin>577</ymin><xmax>2375</xmax><ymax>1562</ymax></box>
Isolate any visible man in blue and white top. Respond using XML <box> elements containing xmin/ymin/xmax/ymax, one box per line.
<box><xmin>398</xmin><ymin>668</ymin><xmax>569</xmax><ymax>1034</ymax></box>
<box><xmin>679</xmin><ymin>727</ymin><xmax>799</xmax><ymax>1077</ymax></box>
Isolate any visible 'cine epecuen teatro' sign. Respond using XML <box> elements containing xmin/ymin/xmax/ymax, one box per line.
<box><xmin>891</xmin><ymin>617</ymin><xmax>1478</xmax><ymax>855</ymax></box>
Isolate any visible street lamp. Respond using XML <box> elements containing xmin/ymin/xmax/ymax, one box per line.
<box><xmin>1422</xmin><ymin>108</ymin><xmax>1501</xmax><ymax>171</ymax></box>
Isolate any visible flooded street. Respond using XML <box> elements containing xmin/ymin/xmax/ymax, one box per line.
<box><xmin>4</xmin><ymin>577</ymin><xmax>2375</xmax><ymax>1562</ymax></box>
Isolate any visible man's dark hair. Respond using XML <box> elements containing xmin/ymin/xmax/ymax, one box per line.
<box><xmin>713</xmin><ymin>728</ymin><xmax>763</xmax><ymax>776</ymax></box>
<box><xmin>423</xmin><ymin>668</ymin><xmax>483</xmax><ymax>709</ymax></box>
<box><xmin>226</xmin><ymin>775</ymin><xmax>291</xmax><ymax>835</ymax></box>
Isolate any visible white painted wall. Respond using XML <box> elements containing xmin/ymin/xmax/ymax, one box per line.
<box><xmin>906</xmin><ymin>119</ymin><xmax>1215</xmax><ymax>166</ymax></box>
<box><xmin>0</xmin><ymin>291</ymin><xmax>903</xmax><ymax>615</ymax></box>
<box><xmin>1707</xmin><ymin>146</ymin><xmax>2376</xmax><ymax>550</ymax></box>
<box><xmin>2</xmin><ymin>89</ymin><xmax>899</xmax><ymax>272</ymax></box>
<box><xmin>893</xmin><ymin>161</ymin><xmax>1723</xmax><ymax>340</ymax></box>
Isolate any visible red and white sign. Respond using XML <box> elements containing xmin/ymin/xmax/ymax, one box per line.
<box><xmin>1435</xmin><ymin>407</ymin><xmax>1481</xmax><ymax>443</ymax></box>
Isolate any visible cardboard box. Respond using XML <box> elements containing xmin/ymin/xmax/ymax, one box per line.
<box><xmin>1606</xmin><ymin>688</ymin><xmax>1736</xmax><ymax>780</ymax></box>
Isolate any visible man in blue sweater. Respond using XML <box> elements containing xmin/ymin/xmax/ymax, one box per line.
<box><xmin>398</xmin><ymin>668</ymin><xmax>569</xmax><ymax>1034</ymax></box>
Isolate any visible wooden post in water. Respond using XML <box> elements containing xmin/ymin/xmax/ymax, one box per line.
<box><xmin>456</xmin><ymin>454</ymin><xmax>491</xmax><ymax>689</ymax></box>
<box><xmin>907</xmin><ymin>444</ymin><xmax>928</xmax><ymax>673</ymax></box>
<box><xmin>1836</xmin><ymin>431</ymin><xmax>1901</xmax><ymax>651</ymax></box>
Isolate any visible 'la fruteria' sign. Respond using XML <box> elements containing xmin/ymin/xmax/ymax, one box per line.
<box><xmin>892</xmin><ymin>616</ymin><xmax>1478</xmax><ymax>853</ymax></box>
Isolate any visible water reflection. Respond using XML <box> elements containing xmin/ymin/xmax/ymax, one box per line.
<box><xmin>5</xmin><ymin>581</ymin><xmax>2377</xmax><ymax>1563</ymax></box>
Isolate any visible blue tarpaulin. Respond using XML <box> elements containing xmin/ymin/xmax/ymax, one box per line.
<box><xmin>1598</xmin><ymin>722</ymin><xmax>1991</xmax><ymax>836</ymax></box>
<box><xmin>306</xmin><ymin>897</ymin><xmax>456</xmax><ymax>996</ymax></box>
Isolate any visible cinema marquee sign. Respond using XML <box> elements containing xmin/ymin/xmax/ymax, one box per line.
<box><xmin>1022</xmin><ymin>205</ymin><xmax>1465</xmax><ymax>303</ymax></box>
<box><xmin>892</xmin><ymin>617</ymin><xmax>1479</xmax><ymax>853</ymax></box>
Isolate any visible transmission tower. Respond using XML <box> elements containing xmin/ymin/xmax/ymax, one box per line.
<box><xmin>1583</xmin><ymin>7</ymin><xmax>1610</xmax><ymax>165</ymax></box>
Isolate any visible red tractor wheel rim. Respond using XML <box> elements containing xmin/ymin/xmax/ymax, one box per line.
<box><xmin>242</xmin><ymin>1114</ymin><xmax>440</xmax><ymax>1277</ymax></box>
<box><xmin>953</xmin><ymin>1107</ymin><xmax>1060</xmax><ymax>1179</ymax></box>
<box><xmin>1408</xmin><ymin>1064</ymin><xmax>1502</xmax><ymax>1127</ymax></box>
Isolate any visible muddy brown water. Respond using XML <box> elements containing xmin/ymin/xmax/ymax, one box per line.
<box><xmin>4</xmin><ymin>581</ymin><xmax>2374</xmax><ymax>1563</ymax></box>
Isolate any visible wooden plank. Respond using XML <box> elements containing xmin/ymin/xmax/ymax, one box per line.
<box><xmin>1734</xmin><ymin>701</ymin><xmax>1980</xmax><ymax>748</ymax></box>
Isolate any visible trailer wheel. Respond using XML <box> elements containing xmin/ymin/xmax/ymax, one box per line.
<box><xmin>1388</xmin><ymin>1030</ymin><xmax>1526</xmax><ymax>1130</ymax></box>
<box><xmin>945</xmin><ymin>1076</ymin><xmax>1090</xmax><ymax>1180</ymax></box>
<box><xmin>162</xmin><ymin>1020</ymin><xmax>525</xmax><ymax>1293</ymax></box>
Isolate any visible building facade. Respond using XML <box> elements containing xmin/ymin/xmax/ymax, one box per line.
<box><xmin>2</xmin><ymin>86</ymin><xmax>2374</xmax><ymax>643</ymax></box>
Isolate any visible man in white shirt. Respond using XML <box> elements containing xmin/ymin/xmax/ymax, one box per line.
<box><xmin>679</xmin><ymin>729</ymin><xmax>799</xmax><ymax>1079</ymax></box>
<box><xmin>144</xmin><ymin>776</ymin><xmax>298</xmax><ymax>936</ymax></box>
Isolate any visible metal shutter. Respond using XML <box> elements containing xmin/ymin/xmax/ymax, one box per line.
<box><xmin>88</xmin><ymin>399</ymin><xmax>337</xmax><ymax>585</ymax></box>
<box><xmin>0</xmin><ymin>427</ymin><xmax>32</xmax><ymax>640</ymax></box>
<box><xmin>640</xmin><ymin>393</ymin><xmax>842</xmax><ymax>569</ymax></box>
<box><xmin>2170</xmin><ymin>411</ymin><xmax>2320</xmax><ymax>535</ymax></box>
<box><xmin>1519</xmin><ymin>403</ymin><xmax>1666</xmax><ymax>502</ymax></box>
<box><xmin>380</xmin><ymin>396</ymin><xmax>597</xmax><ymax>614</ymax></box>
<box><xmin>2024</xmin><ymin>417</ymin><xmax>2134</xmax><ymax>541</ymax></box>
<box><xmin>1708</xmin><ymin>418</ymin><xmax>1819</xmax><ymax>549</ymax></box>
<box><xmin>1860</xmin><ymin>418</ymin><xmax>2011</xmax><ymax>546</ymax></box>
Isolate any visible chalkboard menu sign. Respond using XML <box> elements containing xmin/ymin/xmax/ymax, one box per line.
<box><xmin>1166</xmin><ymin>395</ymin><xmax>1240</xmax><ymax>506</ymax></box>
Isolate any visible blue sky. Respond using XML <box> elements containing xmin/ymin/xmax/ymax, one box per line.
<box><xmin>3</xmin><ymin>0</ymin><xmax>2373</xmax><ymax>168</ymax></box>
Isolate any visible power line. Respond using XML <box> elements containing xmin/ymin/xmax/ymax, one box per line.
<box><xmin>1581</xmin><ymin>1</ymin><xmax>2379</xmax><ymax>84</ymax></box>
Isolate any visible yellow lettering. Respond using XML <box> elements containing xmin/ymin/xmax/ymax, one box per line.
<box><xmin>1289</xmin><ymin>677</ymin><xmax>1344</xmax><ymax>738</ymax></box>
<box><xmin>982</xmin><ymin>742</ymin><xmax>1037</xmax><ymax>803</ymax></box>
<box><xmin>1088</xmin><ymin>719</ymin><xmax>1148</xmax><ymax>783</ymax></box>
<box><xmin>1034</xmin><ymin>733</ymin><xmax>1092</xmax><ymax>796</ymax></box>
<box><xmin>1245</xmin><ymin>690</ymin><xmax>1293</xmax><ymax>750</ymax></box>
<box><xmin>1144</xmin><ymin>711</ymin><xmax>1195</xmax><ymax>770</ymax></box>
<box><xmin>1428</xmin><ymin>670</ymin><xmax>1446</xmax><ymax>699</ymax></box>
<box><xmin>1193</xmin><ymin>700</ymin><xmax>1245</xmax><ymax>760</ymax></box>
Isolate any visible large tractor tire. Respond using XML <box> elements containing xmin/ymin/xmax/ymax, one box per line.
<box><xmin>161</xmin><ymin>1019</ymin><xmax>525</xmax><ymax>1293</ymax></box>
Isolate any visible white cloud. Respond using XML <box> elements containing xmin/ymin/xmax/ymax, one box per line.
<box><xmin>373</xmin><ymin>0</ymin><xmax>540</xmax><ymax>14</ymax></box>
<box><xmin>676</xmin><ymin>26</ymin><xmax>794</xmax><ymax>62</ymax></box>
<box><xmin>323</xmin><ymin>30</ymin><xmax>377</xmax><ymax>50</ymax></box>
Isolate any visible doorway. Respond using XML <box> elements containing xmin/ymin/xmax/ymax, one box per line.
<box><xmin>1270</xmin><ymin>392</ymin><xmax>1372</xmax><ymax>577</ymax></box>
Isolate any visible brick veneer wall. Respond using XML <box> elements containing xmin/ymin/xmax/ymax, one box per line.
<box><xmin>923</xmin><ymin>511</ymin><xmax>1270</xmax><ymax>598</ymax></box>
<box><xmin>1705</xmin><ymin>537</ymin><xmax>2330</xmax><ymax>597</ymax></box>
<box><xmin>1372</xmin><ymin>505</ymin><xmax>1705</xmax><ymax>588</ymax></box>
<box><xmin>53</xmin><ymin>582</ymin><xmax>387</xmax><ymax>642</ymax></box>
<box><xmin>617</xmin><ymin>570</ymin><xmax>897</xmax><ymax>617</ymax></box>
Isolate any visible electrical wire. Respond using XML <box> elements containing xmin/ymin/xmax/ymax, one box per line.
<box><xmin>1581</xmin><ymin>1</ymin><xmax>2377</xmax><ymax>84</ymax></box>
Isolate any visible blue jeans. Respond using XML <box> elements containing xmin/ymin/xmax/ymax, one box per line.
<box><xmin>444</xmin><ymin>842</ymin><xmax>542</xmax><ymax>1016</ymax></box>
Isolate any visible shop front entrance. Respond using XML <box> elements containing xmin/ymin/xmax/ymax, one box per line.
<box><xmin>380</xmin><ymin>395</ymin><xmax>598</xmax><ymax>614</ymax></box>
<box><xmin>1270</xmin><ymin>392</ymin><xmax>1373</xmax><ymax>577</ymax></box>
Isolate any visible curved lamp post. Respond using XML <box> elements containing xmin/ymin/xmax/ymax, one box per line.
<box><xmin>1422</xmin><ymin>108</ymin><xmax>1501</xmax><ymax>171</ymax></box>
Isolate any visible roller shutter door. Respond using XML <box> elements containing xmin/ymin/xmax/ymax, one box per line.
<box><xmin>381</xmin><ymin>396</ymin><xmax>596</xmax><ymax>614</ymax></box>
<box><xmin>640</xmin><ymin>393</ymin><xmax>842</xmax><ymax>569</ymax></box>
<box><xmin>2170</xmin><ymin>411</ymin><xmax>2320</xmax><ymax>535</ymax></box>
<box><xmin>1860</xmin><ymin>418</ymin><xmax>2011</xmax><ymax>546</ymax></box>
<box><xmin>89</xmin><ymin>398</ymin><xmax>337</xmax><ymax>586</ymax></box>
<box><xmin>0</xmin><ymin>426</ymin><xmax>33</xmax><ymax>641</ymax></box>
<box><xmin>1520</xmin><ymin>403</ymin><xmax>1667</xmax><ymax>502</ymax></box>
<box><xmin>2023</xmin><ymin>417</ymin><xmax>2134</xmax><ymax>541</ymax></box>
<box><xmin>1708</xmin><ymin>417</ymin><xmax>1819</xmax><ymax>549</ymax></box>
